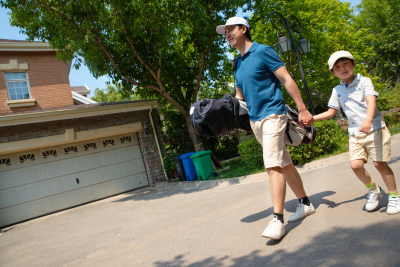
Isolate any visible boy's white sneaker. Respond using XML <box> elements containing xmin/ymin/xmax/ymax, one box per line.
<box><xmin>288</xmin><ymin>203</ymin><xmax>316</xmax><ymax>222</ymax></box>
<box><xmin>261</xmin><ymin>215</ymin><xmax>285</xmax><ymax>240</ymax></box>
<box><xmin>387</xmin><ymin>196</ymin><xmax>400</xmax><ymax>215</ymax></box>
<box><xmin>365</xmin><ymin>187</ymin><xmax>384</xmax><ymax>211</ymax></box>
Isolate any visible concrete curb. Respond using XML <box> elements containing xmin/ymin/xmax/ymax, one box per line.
<box><xmin>156</xmin><ymin>133</ymin><xmax>400</xmax><ymax>191</ymax></box>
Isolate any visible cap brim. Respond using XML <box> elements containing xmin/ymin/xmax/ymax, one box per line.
<box><xmin>329</xmin><ymin>56</ymin><xmax>354</xmax><ymax>70</ymax></box>
<box><xmin>216</xmin><ymin>25</ymin><xmax>226</xmax><ymax>34</ymax></box>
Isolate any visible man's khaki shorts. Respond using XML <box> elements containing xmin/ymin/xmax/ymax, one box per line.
<box><xmin>349</xmin><ymin>126</ymin><xmax>391</xmax><ymax>162</ymax></box>
<box><xmin>250</xmin><ymin>114</ymin><xmax>292</xmax><ymax>169</ymax></box>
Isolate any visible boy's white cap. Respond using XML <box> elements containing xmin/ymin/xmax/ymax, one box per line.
<box><xmin>216</xmin><ymin>17</ymin><xmax>250</xmax><ymax>34</ymax></box>
<box><xmin>328</xmin><ymin>50</ymin><xmax>354</xmax><ymax>70</ymax></box>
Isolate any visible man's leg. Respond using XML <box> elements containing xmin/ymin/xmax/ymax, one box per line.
<box><xmin>282</xmin><ymin>163</ymin><xmax>306</xmax><ymax>199</ymax></box>
<box><xmin>266</xmin><ymin>166</ymin><xmax>287</xmax><ymax>214</ymax></box>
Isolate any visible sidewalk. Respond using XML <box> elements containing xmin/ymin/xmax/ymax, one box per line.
<box><xmin>0</xmin><ymin>134</ymin><xmax>399</xmax><ymax>267</ymax></box>
<box><xmin>155</xmin><ymin>133</ymin><xmax>400</xmax><ymax>191</ymax></box>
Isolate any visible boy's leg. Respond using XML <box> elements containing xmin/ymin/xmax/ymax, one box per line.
<box><xmin>374</xmin><ymin>161</ymin><xmax>399</xmax><ymax>214</ymax></box>
<box><xmin>374</xmin><ymin>161</ymin><xmax>396</xmax><ymax>191</ymax></box>
<box><xmin>350</xmin><ymin>159</ymin><xmax>374</xmax><ymax>185</ymax></box>
<box><xmin>365</xmin><ymin>127</ymin><xmax>399</xmax><ymax>214</ymax></box>
<box><xmin>350</xmin><ymin>159</ymin><xmax>384</xmax><ymax>211</ymax></box>
<box><xmin>350</xmin><ymin>132</ymin><xmax>385</xmax><ymax>211</ymax></box>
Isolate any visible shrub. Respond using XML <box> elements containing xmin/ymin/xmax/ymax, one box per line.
<box><xmin>163</xmin><ymin>153</ymin><xmax>177</xmax><ymax>173</ymax></box>
<box><xmin>238</xmin><ymin>137</ymin><xmax>263</xmax><ymax>169</ymax></box>
<box><xmin>237</xmin><ymin>120</ymin><xmax>349</xmax><ymax>167</ymax></box>
<box><xmin>383</xmin><ymin>108</ymin><xmax>400</xmax><ymax>128</ymax></box>
<box><xmin>287</xmin><ymin>120</ymin><xmax>348</xmax><ymax>165</ymax></box>
<box><xmin>204</xmin><ymin>134</ymin><xmax>239</xmax><ymax>161</ymax></box>
<box><xmin>376</xmin><ymin>83</ymin><xmax>400</xmax><ymax>111</ymax></box>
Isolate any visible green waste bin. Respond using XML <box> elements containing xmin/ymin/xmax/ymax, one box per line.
<box><xmin>190</xmin><ymin>150</ymin><xmax>213</xmax><ymax>181</ymax></box>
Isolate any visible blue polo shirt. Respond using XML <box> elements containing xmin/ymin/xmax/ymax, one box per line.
<box><xmin>235</xmin><ymin>42</ymin><xmax>286</xmax><ymax>121</ymax></box>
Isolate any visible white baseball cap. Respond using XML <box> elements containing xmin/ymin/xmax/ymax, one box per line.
<box><xmin>216</xmin><ymin>17</ymin><xmax>250</xmax><ymax>34</ymax></box>
<box><xmin>328</xmin><ymin>50</ymin><xmax>354</xmax><ymax>70</ymax></box>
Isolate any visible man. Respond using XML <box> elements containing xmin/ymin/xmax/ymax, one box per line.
<box><xmin>216</xmin><ymin>17</ymin><xmax>316</xmax><ymax>240</ymax></box>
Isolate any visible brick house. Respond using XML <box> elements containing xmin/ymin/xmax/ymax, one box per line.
<box><xmin>0</xmin><ymin>39</ymin><xmax>167</xmax><ymax>227</ymax></box>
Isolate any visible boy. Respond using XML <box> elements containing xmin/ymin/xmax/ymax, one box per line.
<box><xmin>313</xmin><ymin>50</ymin><xmax>400</xmax><ymax>214</ymax></box>
<box><xmin>216</xmin><ymin>17</ymin><xmax>316</xmax><ymax>240</ymax></box>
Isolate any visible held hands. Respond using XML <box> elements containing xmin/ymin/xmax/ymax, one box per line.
<box><xmin>298</xmin><ymin>109</ymin><xmax>314</xmax><ymax>127</ymax></box>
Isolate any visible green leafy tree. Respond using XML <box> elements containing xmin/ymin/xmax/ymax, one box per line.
<box><xmin>355</xmin><ymin>0</ymin><xmax>400</xmax><ymax>84</ymax></box>
<box><xmin>1</xmin><ymin>0</ymin><xmax>249</xmax><ymax>151</ymax></box>
<box><xmin>91</xmin><ymin>84</ymin><xmax>136</xmax><ymax>103</ymax></box>
<box><xmin>249</xmin><ymin>0</ymin><xmax>364</xmax><ymax>112</ymax></box>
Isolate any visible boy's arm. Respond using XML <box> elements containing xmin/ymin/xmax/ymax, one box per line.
<box><xmin>313</xmin><ymin>108</ymin><xmax>337</xmax><ymax>121</ymax></box>
<box><xmin>359</xmin><ymin>95</ymin><xmax>376</xmax><ymax>134</ymax></box>
<box><xmin>273</xmin><ymin>66</ymin><xmax>313</xmax><ymax>127</ymax></box>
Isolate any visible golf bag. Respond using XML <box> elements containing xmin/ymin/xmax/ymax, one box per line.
<box><xmin>190</xmin><ymin>94</ymin><xmax>252</xmax><ymax>138</ymax></box>
<box><xmin>284</xmin><ymin>104</ymin><xmax>317</xmax><ymax>146</ymax></box>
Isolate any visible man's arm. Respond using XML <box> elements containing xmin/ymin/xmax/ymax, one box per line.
<box><xmin>273</xmin><ymin>66</ymin><xmax>313</xmax><ymax>126</ymax></box>
<box><xmin>236</xmin><ymin>87</ymin><xmax>245</xmax><ymax>100</ymax></box>
<box><xmin>359</xmin><ymin>95</ymin><xmax>377</xmax><ymax>134</ymax></box>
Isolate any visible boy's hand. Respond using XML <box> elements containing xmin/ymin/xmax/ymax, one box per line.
<box><xmin>359</xmin><ymin>121</ymin><xmax>372</xmax><ymax>134</ymax></box>
<box><xmin>298</xmin><ymin>109</ymin><xmax>314</xmax><ymax>127</ymax></box>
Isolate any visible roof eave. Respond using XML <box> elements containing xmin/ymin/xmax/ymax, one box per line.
<box><xmin>0</xmin><ymin>101</ymin><xmax>158</xmax><ymax>127</ymax></box>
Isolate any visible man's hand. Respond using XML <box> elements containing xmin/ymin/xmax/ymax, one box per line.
<box><xmin>298</xmin><ymin>109</ymin><xmax>314</xmax><ymax>127</ymax></box>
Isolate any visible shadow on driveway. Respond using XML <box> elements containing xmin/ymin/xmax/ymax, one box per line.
<box><xmin>152</xmin><ymin>220</ymin><xmax>400</xmax><ymax>267</ymax></box>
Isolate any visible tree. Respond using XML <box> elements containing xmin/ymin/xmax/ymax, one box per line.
<box><xmin>91</xmin><ymin>84</ymin><xmax>137</xmax><ymax>103</ymax></box>
<box><xmin>249</xmin><ymin>0</ymin><xmax>362</xmax><ymax>112</ymax></box>
<box><xmin>1</xmin><ymin>0</ymin><xmax>249</xmax><ymax>151</ymax></box>
<box><xmin>355</xmin><ymin>0</ymin><xmax>400</xmax><ymax>84</ymax></box>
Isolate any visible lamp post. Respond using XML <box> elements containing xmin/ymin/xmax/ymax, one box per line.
<box><xmin>270</xmin><ymin>12</ymin><xmax>315</xmax><ymax>115</ymax></box>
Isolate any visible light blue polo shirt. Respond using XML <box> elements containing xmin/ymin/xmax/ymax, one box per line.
<box><xmin>328</xmin><ymin>73</ymin><xmax>385</xmax><ymax>135</ymax></box>
<box><xmin>235</xmin><ymin>42</ymin><xmax>286</xmax><ymax>121</ymax></box>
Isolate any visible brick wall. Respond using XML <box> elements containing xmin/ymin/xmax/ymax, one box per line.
<box><xmin>138</xmin><ymin>111</ymin><xmax>168</xmax><ymax>185</ymax></box>
<box><xmin>1</xmin><ymin>109</ymin><xmax>167</xmax><ymax>184</ymax></box>
<box><xmin>0</xmin><ymin>51</ymin><xmax>74</xmax><ymax>114</ymax></box>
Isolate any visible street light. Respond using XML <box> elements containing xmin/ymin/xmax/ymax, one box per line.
<box><xmin>270</xmin><ymin>12</ymin><xmax>315</xmax><ymax>115</ymax></box>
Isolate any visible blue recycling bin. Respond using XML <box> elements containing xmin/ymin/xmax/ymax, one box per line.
<box><xmin>179</xmin><ymin>152</ymin><xmax>197</xmax><ymax>181</ymax></box>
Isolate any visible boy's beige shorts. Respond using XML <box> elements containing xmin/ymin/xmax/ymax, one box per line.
<box><xmin>349</xmin><ymin>126</ymin><xmax>391</xmax><ymax>162</ymax></box>
<box><xmin>250</xmin><ymin>114</ymin><xmax>292</xmax><ymax>169</ymax></box>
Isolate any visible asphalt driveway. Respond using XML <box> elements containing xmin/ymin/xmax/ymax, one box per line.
<box><xmin>1</xmin><ymin>135</ymin><xmax>400</xmax><ymax>267</ymax></box>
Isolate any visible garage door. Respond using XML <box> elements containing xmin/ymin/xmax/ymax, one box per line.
<box><xmin>0</xmin><ymin>133</ymin><xmax>148</xmax><ymax>227</ymax></box>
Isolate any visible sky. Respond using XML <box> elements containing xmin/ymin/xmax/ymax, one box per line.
<box><xmin>0</xmin><ymin>1</ymin><xmax>361</xmax><ymax>97</ymax></box>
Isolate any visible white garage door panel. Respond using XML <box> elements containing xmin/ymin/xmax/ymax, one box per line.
<box><xmin>0</xmin><ymin>133</ymin><xmax>149</xmax><ymax>227</ymax></box>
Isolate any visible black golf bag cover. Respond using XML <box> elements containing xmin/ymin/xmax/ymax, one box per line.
<box><xmin>190</xmin><ymin>94</ymin><xmax>252</xmax><ymax>137</ymax></box>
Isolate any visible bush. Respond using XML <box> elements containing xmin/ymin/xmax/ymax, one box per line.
<box><xmin>238</xmin><ymin>137</ymin><xmax>263</xmax><ymax>169</ymax></box>
<box><xmin>287</xmin><ymin>120</ymin><xmax>348</xmax><ymax>165</ymax></box>
<box><xmin>163</xmin><ymin>153</ymin><xmax>177</xmax><ymax>173</ymax></box>
<box><xmin>376</xmin><ymin>83</ymin><xmax>400</xmax><ymax>111</ymax></box>
<box><xmin>382</xmin><ymin>108</ymin><xmax>400</xmax><ymax>128</ymax></box>
<box><xmin>204</xmin><ymin>133</ymin><xmax>239</xmax><ymax>161</ymax></box>
<box><xmin>237</xmin><ymin>120</ymin><xmax>349</xmax><ymax>167</ymax></box>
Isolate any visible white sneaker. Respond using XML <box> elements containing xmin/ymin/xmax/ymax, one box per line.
<box><xmin>288</xmin><ymin>203</ymin><xmax>316</xmax><ymax>222</ymax></box>
<box><xmin>387</xmin><ymin>196</ymin><xmax>400</xmax><ymax>215</ymax></box>
<box><xmin>261</xmin><ymin>215</ymin><xmax>285</xmax><ymax>240</ymax></box>
<box><xmin>365</xmin><ymin>187</ymin><xmax>384</xmax><ymax>211</ymax></box>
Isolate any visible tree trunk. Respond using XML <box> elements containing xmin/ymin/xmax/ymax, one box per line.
<box><xmin>184</xmin><ymin>112</ymin><xmax>222</xmax><ymax>169</ymax></box>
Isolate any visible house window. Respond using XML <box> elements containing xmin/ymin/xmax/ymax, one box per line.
<box><xmin>5</xmin><ymin>72</ymin><xmax>31</xmax><ymax>100</ymax></box>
